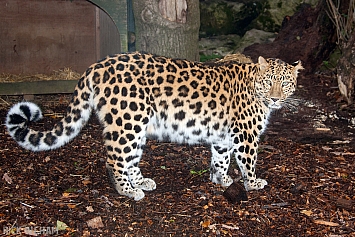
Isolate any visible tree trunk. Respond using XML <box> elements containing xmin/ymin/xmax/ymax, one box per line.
<box><xmin>132</xmin><ymin>0</ymin><xmax>200</xmax><ymax>61</ymax></box>
<box><xmin>337</xmin><ymin>31</ymin><xmax>355</xmax><ymax>105</ymax></box>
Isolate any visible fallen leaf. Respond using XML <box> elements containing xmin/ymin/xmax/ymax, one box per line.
<box><xmin>150</xmin><ymin>145</ymin><xmax>159</xmax><ymax>150</ymax></box>
<box><xmin>82</xmin><ymin>179</ymin><xmax>92</xmax><ymax>185</ymax></box>
<box><xmin>56</xmin><ymin>220</ymin><xmax>69</xmax><ymax>231</ymax></box>
<box><xmin>67</xmin><ymin>204</ymin><xmax>76</xmax><ymax>209</ymax></box>
<box><xmin>84</xmin><ymin>206</ymin><xmax>94</xmax><ymax>213</ymax></box>
<box><xmin>87</xmin><ymin>216</ymin><xmax>104</xmax><ymax>229</ymax></box>
<box><xmin>208</xmin><ymin>223</ymin><xmax>239</xmax><ymax>231</ymax></box>
<box><xmin>82</xmin><ymin>230</ymin><xmax>91</xmax><ymax>237</ymax></box>
<box><xmin>321</xmin><ymin>146</ymin><xmax>332</xmax><ymax>151</ymax></box>
<box><xmin>315</xmin><ymin>127</ymin><xmax>331</xmax><ymax>132</ymax></box>
<box><xmin>221</xmin><ymin>224</ymin><xmax>239</xmax><ymax>230</ymax></box>
<box><xmin>2</xmin><ymin>173</ymin><xmax>12</xmax><ymax>184</ymax></box>
<box><xmin>62</xmin><ymin>192</ymin><xmax>71</xmax><ymax>197</ymax></box>
<box><xmin>330</xmin><ymin>140</ymin><xmax>350</xmax><ymax>145</ymax></box>
<box><xmin>201</xmin><ymin>220</ymin><xmax>210</xmax><ymax>228</ymax></box>
<box><xmin>313</xmin><ymin>219</ymin><xmax>339</xmax><ymax>226</ymax></box>
<box><xmin>331</xmin><ymin>152</ymin><xmax>355</xmax><ymax>156</ymax></box>
<box><xmin>300</xmin><ymin>210</ymin><xmax>313</xmax><ymax>216</ymax></box>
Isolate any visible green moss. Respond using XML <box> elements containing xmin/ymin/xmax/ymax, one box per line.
<box><xmin>245</xmin><ymin>0</ymin><xmax>282</xmax><ymax>33</ymax></box>
<box><xmin>320</xmin><ymin>48</ymin><xmax>342</xmax><ymax>71</ymax></box>
<box><xmin>252</xmin><ymin>11</ymin><xmax>279</xmax><ymax>33</ymax></box>
<box><xmin>200</xmin><ymin>2</ymin><xmax>236</xmax><ymax>36</ymax></box>
<box><xmin>200</xmin><ymin>1</ymin><xmax>264</xmax><ymax>37</ymax></box>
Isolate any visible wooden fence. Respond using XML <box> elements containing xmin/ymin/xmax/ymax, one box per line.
<box><xmin>0</xmin><ymin>0</ymin><xmax>124</xmax><ymax>95</ymax></box>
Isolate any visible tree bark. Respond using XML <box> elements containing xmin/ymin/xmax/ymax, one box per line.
<box><xmin>132</xmin><ymin>0</ymin><xmax>200</xmax><ymax>61</ymax></box>
<box><xmin>337</xmin><ymin>32</ymin><xmax>355</xmax><ymax>105</ymax></box>
<box><xmin>327</xmin><ymin>0</ymin><xmax>354</xmax><ymax>105</ymax></box>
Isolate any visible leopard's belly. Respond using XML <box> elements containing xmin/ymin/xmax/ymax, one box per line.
<box><xmin>146</xmin><ymin>113</ymin><xmax>232</xmax><ymax>146</ymax></box>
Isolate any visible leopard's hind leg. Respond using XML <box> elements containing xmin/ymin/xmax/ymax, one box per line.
<box><xmin>103</xmin><ymin>119</ymin><xmax>155</xmax><ymax>201</ymax></box>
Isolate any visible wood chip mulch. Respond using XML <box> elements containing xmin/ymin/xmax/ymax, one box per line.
<box><xmin>0</xmin><ymin>74</ymin><xmax>354</xmax><ymax>236</ymax></box>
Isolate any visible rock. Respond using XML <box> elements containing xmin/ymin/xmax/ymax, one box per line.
<box><xmin>199</xmin><ymin>34</ymin><xmax>241</xmax><ymax>60</ymax></box>
<box><xmin>223</xmin><ymin>182</ymin><xmax>248</xmax><ymax>204</ymax></box>
<box><xmin>235</xmin><ymin>29</ymin><xmax>275</xmax><ymax>52</ymax></box>
<box><xmin>199</xmin><ymin>30</ymin><xmax>275</xmax><ymax>60</ymax></box>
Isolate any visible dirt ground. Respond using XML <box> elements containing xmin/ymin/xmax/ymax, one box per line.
<box><xmin>0</xmin><ymin>70</ymin><xmax>354</xmax><ymax>237</ymax></box>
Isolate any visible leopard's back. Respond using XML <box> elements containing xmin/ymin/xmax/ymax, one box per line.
<box><xmin>92</xmin><ymin>53</ymin><xmax>261</xmax><ymax>146</ymax></box>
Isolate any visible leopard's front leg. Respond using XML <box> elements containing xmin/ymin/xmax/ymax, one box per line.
<box><xmin>234</xmin><ymin>141</ymin><xmax>267</xmax><ymax>191</ymax></box>
<box><xmin>210</xmin><ymin>144</ymin><xmax>233</xmax><ymax>187</ymax></box>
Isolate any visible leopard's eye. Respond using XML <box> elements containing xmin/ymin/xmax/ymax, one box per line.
<box><xmin>264</xmin><ymin>79</ymin><xmax>272</xmax><ymax>86</ymax></box>
<box><xmin>282</xmin><ymin>81</ymin><xmax>289</xmax><ymax>87</ymax></box>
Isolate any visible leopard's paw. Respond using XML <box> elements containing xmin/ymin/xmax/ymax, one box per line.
<box><xmin>211</xmin><ymin>174</ymin><xmax>233</xmax><ymax>187</ymax></box>
<box><xmin>221</xmin><ymin>175</ymin><xmax>233</xmax><ymax>187</ymax></box>
<box><xmin>244</xmin><ymin>178</ymin><xmax>268</xmax><ymax>191</ymax></box>
<box><xmin>131</xmin><ymin>188</ymin><xmax>145</xmax><ymax>201</ymax></box>
<box><xmin>116</xmin><ymin>187</ymin><xmax>146</xmax><ymax>201</ymax></box>
<box><xmin>134</xmin><ymin>178</ymin><xmax>156</xmax><ymax>191</ymax></box>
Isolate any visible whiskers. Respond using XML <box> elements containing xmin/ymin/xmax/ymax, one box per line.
<box><xmin>282</xmin><ymin>97</ymin><xmax>302</xmax><ymax>112</ymax></box>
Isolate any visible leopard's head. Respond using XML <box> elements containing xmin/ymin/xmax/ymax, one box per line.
<box><xmin>255</xmin><ymin>56</ymin><xmax>303</xmax><ymax>109</ymax></box>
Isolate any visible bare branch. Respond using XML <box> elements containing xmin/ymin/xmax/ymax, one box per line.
<box><xmin>326</xmin><ymin>0</ymin><xmax>355</xmax><ymax>44</ymax></box>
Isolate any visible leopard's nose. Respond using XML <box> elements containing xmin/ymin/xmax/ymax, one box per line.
<box><xmin>271</xmin><ymin>98</ymin><xmax>279</xmax><ymax>102</ymax></box>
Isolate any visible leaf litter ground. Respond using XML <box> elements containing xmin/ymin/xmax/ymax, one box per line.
<box><xmin>0</xmin><ymin>73</ymin><xmax>354</xmax><ymax>236</ymax></box>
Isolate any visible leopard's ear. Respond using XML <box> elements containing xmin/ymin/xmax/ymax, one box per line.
<box><xmin>293</xmin><ymin>60</ymin><xmax>304</xmax><ymax>77</ymax></box>
<box><xmin>258</xmin><ymin>56</ymin><xmax>268</xmax><ymax>71</ymax></box>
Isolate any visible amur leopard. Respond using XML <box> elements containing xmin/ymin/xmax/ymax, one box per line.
<box><xmin>6</xmin><ymin>52</ymin><xmax>303</xmax><ymax>201</ymax></box>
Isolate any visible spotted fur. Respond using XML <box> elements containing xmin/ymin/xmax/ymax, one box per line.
<box><xmin>6</xmin><ymin>52</ymin><xmax>303</xmax><ymax>200</ymax></box>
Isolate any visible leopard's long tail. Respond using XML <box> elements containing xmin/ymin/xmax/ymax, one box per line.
<box><xmin>5</xmin><ymin>76</ymin><xmax>94</xmax><ymax>152</ymax></box>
